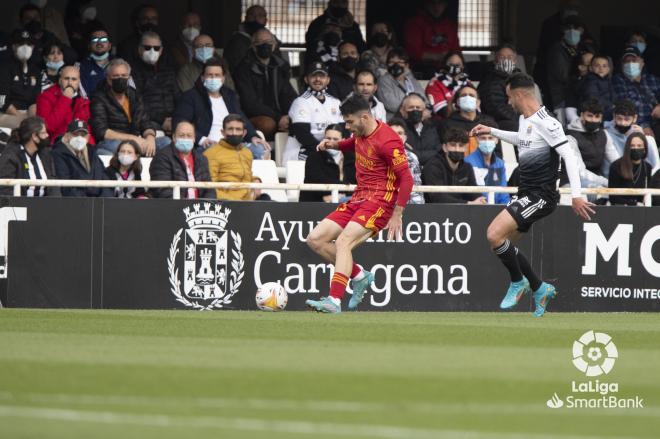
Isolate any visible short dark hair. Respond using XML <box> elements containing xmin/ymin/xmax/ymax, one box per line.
<box><xmin>443</xmin><ymin>127</ymin><xmax>469</xmax><ymax>144</ymax></box>
<box><xmin>355</xmin><ymin>69</ymin><xmax>376</xmax><ymax>84</ymax></box>
<box><xmin>496</xmin><ymin>43</ymin><xmax>517</xmax><ymax>54</ymax></box>
<box><xmin>506</xmin><ymin>72</ymin><xmax>535</xmax><ymax>90</ymax></box>
<box><xmin>386</xmin><ymin>47</ymin><xmax>409</xmax><ymax>64</ymax></box>
<box><xmin>203</xmin><ymin>58</ymin><xmax>224</xmax><ymax>75</ymax></box>
<box><xmin>19</xmin><ymin>4</ymin><xmax>40</xmax><ymax>20</ymax></box>
<box><xmin>579</xmin><ymin>98</ymin><xmax>603</xmax><ymax>115</ymax></box>
<box><xmin>340</xmin><ymin>95</ymin><xmax>371</xmax><ymax>116</ymax></box>
<box><xmin>88</xmin><ymin>25</ymin><xmax>110</xmax><ymax>40</ymax></box>
<box><xmin>387</xmin><ymin>118</ymin><xmax>407</xmax><ymax>130</ymax></box>
<box><xmin>613</xmin><ymin>99</ymin><xmax>637</xmax><ymax>117</ymax></box>
<box><xmin>325</xmin><ymin>123</ymin><xmax>343</xmax><ymax>133</ymax></box>
<box><xmin>442</xmin><ymin>50</ymin><xmax>465</xmax><ymax>66</ymax></box>
<box><xmin>338</xmin><ymin>40</ymin><xmax>358</xmax><ymax>53</ymax></box>
<box><xmin>223</xmin><ymin>114</ymin><xmax>246</xmax><ymax>129</ymax></box>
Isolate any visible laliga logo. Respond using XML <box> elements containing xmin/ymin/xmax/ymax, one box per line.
<box><xmin>572</xmin><ymin>330</ymin><xmax>618</xmax><ymax>377</ymax></box>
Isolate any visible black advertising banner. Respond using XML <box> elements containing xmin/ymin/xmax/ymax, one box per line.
<box><xmin>1</xmin><ymin>197</ymin><xmax>658</xmax><ymax>312</ymax></box>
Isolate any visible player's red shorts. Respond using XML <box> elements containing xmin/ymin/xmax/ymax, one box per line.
<box><xmin>325</xmin><ymin>200</ymin><xmax>394</xmax><ymax>234</ymax></box>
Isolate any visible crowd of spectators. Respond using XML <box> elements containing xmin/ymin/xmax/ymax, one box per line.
<box><xmin>0</xmin><ymin>0</ymin><xmax>658</xmax><ymax>205</ymax></box>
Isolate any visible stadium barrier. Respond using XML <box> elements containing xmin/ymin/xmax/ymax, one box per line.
<box><xmin>0</xmin><ymin>187</ymin><xmax>658</xmax><ymax>312</ymax></box>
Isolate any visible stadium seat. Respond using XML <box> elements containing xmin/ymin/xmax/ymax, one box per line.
<box><xmin>252</xmin><ymin>159</ymin><xmax>287</xmax><ymax>202</ymax></box>
<box><xmin>285</xmin><ymin>160</ymin><xmax>306</xmax><ymax>202</ymax></box>
<box><xmin>274</xmin><ymin>132</ymin><xmax>288</xmax><ymax>166</ymax></box>
<box><xmin>140</xmin><ymin>158</ymin><xmax>152</xmax><ymax>181</ymax></box>
<box><xmin>501</xmin><ymin>141</ymin><xmax>517</xmax><ymax>166</ymax></box>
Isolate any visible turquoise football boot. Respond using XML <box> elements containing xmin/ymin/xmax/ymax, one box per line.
<box><xmin>532</xmin><ymin>282</ymin><xmax>557</xmax><ymax>317</ymax></box>
<box><xmin>348</xmin><ymin>271</ymin><xmax>374</xmax><ymax>310</ymax></box>
<box><xmin>305</xmin><ymin>297</ymin><xmax>341</xmax><ymax>314</ymax></box>
<box><xmin>499</xmin><ymin>277</ymin><xmax>530</xmax><ymax>309</ymax></box>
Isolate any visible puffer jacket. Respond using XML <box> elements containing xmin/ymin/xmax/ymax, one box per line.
<box><xmin>130</xmin><ymin>58</ymin><xmax>179</xmax><ymax>126</ymax></box>
<box><xmin>148</xmin><ymin>143</ymin><xmax>216</xmax><ymax>199</ymax></box>
<box><xmin>477</xmin><ymin>65</ymin><xmax>519</xmax><ymax>131</ymax></box>
<box><xmin>203</xmin><ymin>139</ymin><xmax>253</xmax><ymax>200</ymax></box>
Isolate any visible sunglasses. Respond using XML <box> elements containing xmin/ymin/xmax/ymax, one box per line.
<box><xmin>142</xmin><ymin>45</ymin><xmax>161</xmax><ymax>51</ymax></box>
<box><xmin>91</xmin><ymin>37</ymin><xmax>109</xmax><ymax>44</ymax></box>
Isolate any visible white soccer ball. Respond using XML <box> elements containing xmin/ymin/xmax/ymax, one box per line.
<box><xmin>255</xmin><ymin>282</ymin><xmax>288</xmax><ymax>311</ymax></box>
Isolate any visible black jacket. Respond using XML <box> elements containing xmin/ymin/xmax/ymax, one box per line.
<box><xmin>422</xmin><ymin>152</ymin><xmax>479</xmax><ymax>203</ymax></box>
<box><xmin>51</xmin><ymin>142</ymin><xmax>113</xmax><ymax>197</ymax></box>
<box><xmin>234</xmin><ymin>51</ymin><xmax>297</xmax><ymax>120</ymax></box>
<box><xmin>579</xmin><ymin>73</ymin><xmax>615</xmax><ymax>120</ymax></box>
<box><xmin>104</xmin><ymin>165</ymin><xmax>147</xmax><ymax>198</ymax></box>
<box><xmin>172</xmin><ymin>81</ymin><xmax>257</xmax><ymax>144</ymax></box>
<box><xmin>608</xmin><ymin>159</ymin><xmax>653</xmax><ymax>206</ymax></box>
<box><xmin>439</xmin><ymin>112</ymin><xmax>498</xmax><ymax>138</ymax></box>
<box><xmin>0</xmin><ymin>58</ymin><xmax>41</xmax><ymax>111</ymax></box>
<box><xmin>130</xmin><ymin>58</ymin><xmax>179</xmax><ymax>126</ymax></box>
<box><xmin>327</xmin><ymin>64</ymin><xmax>355</xmax><ymax>102</ymax></box>
<box><xmin>90</xmin><ymin>81</ymin><xmax>158</xmax><ymax>141</ymax></box>
<box><xmin>652</xmin><ymin>168</ymin><xmax>660</xmax><ymax>206</ymax></box>
<box><xmin>403</xmin><ymin>119</ymin><xmax>442</xmax><ymax>166</ymax></box>
<box><xmin>148</xmin><ymin>143</ymin><xmax>216</xmax><ymax>199</ymax></box>
<box><xmin>304</xmin><ymin>10</ymin><xmax>366</xmax><ymax>54</ymax></box>
<box><xmin>300</xmin><ymin>148</ymin><xmax>341</xmax><ymax>202</ymax></box>
<box><xmin>478</xmin><ymin>65</ymin><xmax>519</xmax><ymax>131</ymax></box>
<box><xmin>0</xmin><ymin>143</ymin><xmax>60</xmax><ymax>196</ymax></box>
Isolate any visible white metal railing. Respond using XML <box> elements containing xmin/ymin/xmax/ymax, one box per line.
<box><xmin>1</xmin><ymin>179</ymin><xmax>659</xmax><ymax>206</ymax></box>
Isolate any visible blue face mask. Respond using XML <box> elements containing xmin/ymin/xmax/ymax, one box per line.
<box><xmin>203</xmin><ymin>77</ymin><xmax>222</xmax><ymax>92</ymax></box>
<box><xmin>563</xmin><ymin>29</ymin><xmax>581</xmax><ymax>46</ymax></box>
<box><xmin>623</xmin><ymin>62</ymin><xmax>642</xmax><ymax>79</ymax></box>
<box><xmin>478</xmin><ymin>140</ymin><xmax>497</xmax><ymax>155</ymax></box>
<box><xmin>175</xmin><ymin>138</ymin><xmax>194</xmax><ymax>153</ymax></box>
<box><xmin>46</xmin><ymin>60</ymin><xmax>64</xmax><ymax>71</ymax></box>
<box><xmin>90</xmin><ymin>51</ymin><xmax>109</xmax><ymax>61</ymax></box>
<box><xmin>458</xmin><ymin>95</ymin><xmax>477</xmax><ymax>112</ymax></box>
<box><xmin>632</xmin><ymin>42</ymin><xmax>646</xmax><ymax>54</ymax></box>
<box><xmin>195</xmin><ymin>47</ymin><xmax>214</xmax><ymax>63</ymax></box>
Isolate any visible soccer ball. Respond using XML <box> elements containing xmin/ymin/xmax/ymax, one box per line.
<box><xmin>255</xmin><ymin>282</ymin><xmax>288</xmax><ymax>311</ymax></box>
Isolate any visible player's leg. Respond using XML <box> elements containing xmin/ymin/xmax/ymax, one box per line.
<box><xmin>306</xmin><ymin>219</ymin><xmax>343</xmax><ymax>263</ymax></box>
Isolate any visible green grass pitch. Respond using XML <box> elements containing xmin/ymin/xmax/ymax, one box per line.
<box><xmin>0</xmin><ymin>309</ymin><xmax>658</xmax><ymax>438</ymax></box>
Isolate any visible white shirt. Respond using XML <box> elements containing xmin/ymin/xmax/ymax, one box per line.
<box><xmin>289</xmin><ymin>90</ymin><xmax>343</xmax><ymax>141</ymax></box>
<box><xmin>207</xmin><ymin>95</ymin><xmax>229</xmax><ymax>143</ymax></box>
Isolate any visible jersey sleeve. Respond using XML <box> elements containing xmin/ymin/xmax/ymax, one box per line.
<box><xmin>288</xmin><ymin>98</ymin><xmax>312</xmax><ymax>123</ymax></box>
<box><xmin>538</xmin><ymin>117</ymin><xmax>568</xmax><ymax>149</ymax></box>
<box><xmin>378</xmin><ymin>136</ymin><xmax>414</xmax><ymax>207</ymax></box>
<box><xmin>338</xmin><ymin>136</ymin><xmax>355</xmax><ymax>151</ymax></box>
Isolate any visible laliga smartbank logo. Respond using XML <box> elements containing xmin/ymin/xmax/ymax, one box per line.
<box><xmin>545</xmin><ymin>331</ymin><xmax>644</xmax><ymax>410</ymax></box>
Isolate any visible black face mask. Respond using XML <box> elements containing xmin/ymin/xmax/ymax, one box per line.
<box><xmin>630</xmin><ymin>148</ymin><xmax>646</xmax><ymax>161</ymax></box>
<box><xmin>34</xmin><ymin>135</ymin><xmax>49</xmax><ymax>150</ymax></box>
<box><xmin>243</xmin><ymin>20</ymin><xmax>264</xmax><ymax>35</ymax></box>
<box><xmin>111</xmin><ymin>77</ymin><xmax>129</xmax><ymax>94</ymax></box>
<box><xmin>340</xmin><ymin>56</ymin><xmax>358</xmax><ymax>71</ymax></box>
<box><xmin>255</xmin><ymin>43</ymin><xmax>273</xmax><ymax>59</ymax></box>
<box><xmin>583</xmin><ymin>121</ymin><xmax>601</xmax><ymax>133</ymax></box>
<box><xmin>370</xmin><ymin>32</ymin><xmax>389</xmax><ymax>48</ymax></box>
<box><xmin>322</xmin><ymin>32</ymin><xmax>341</xmax><ymax>47</ymax></box>
<box><xmin>615</xmin><ymin>124</ymin><xmax>631</xmax><ymax>134</ymax></box>
<box><xmin>447</xmin><ymin>151</ymin><xmax>464</xmax><ymax>163</ymax></box>
<box><xmin>329</xmin><ymin>6</ymin><xmax>349</xmax><ymax>18</ymax></box>
<box><xmin>448</xmin><ymin>64</ymin><xmax>463</xmax><ymax>76</ymax></box>
<box><xmin>225</xmin><ymin>135</ymin><xmax>243</xmax><ymax>146</ymax></box>
<box><xmin>406</xmin><ymin>110</ymin><xmax>423</xmax><ymax>124</ymax></box>
<box><xmin>388</xmin><ymin>63</ymin><xmax>404</xmax><ymax>77</ymax></box>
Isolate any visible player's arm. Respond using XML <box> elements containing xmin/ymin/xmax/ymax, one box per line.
<box><xmin>470</xmin><ymin>124</ymin><xmax>519</xmax><ymax>145</ymax></box>
<box><xmin>381</xmin><ymin>139</ymin><xmax>414</xmax><ymax>241</ymax></box>
<box><xmin>317</xmin><ymin>136</ymin><xmax>355</xmax><ymax>152</ymax></box>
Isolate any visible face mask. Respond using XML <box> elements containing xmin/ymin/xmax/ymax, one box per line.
<box><xmin>194</xmin><ymin>47</ymin><xmax>214</xmax><ymax>63</ymax></box>
<box><xmin>16</xmin><ymin>44</ymin><xmax>33</xmax><ymax>61</ymax></box>
<box><xmin>406</xmin><ymin>110</ymin><xmax>423</xmax><ymax>124</ymax></box>
<box><xmin>175</xmin><ymin>138</ymin><xmax>194</xmax><ymax>153</ymax></box>
<box><xmin>255</xmin><ymin>43</ymin><xmax>273</xmax><ymax>59</ymax></box>
<box><xmin>623</xmin><ymin>62</ymin><xmax>641</xmax><ymax>79</ymax></box>
<box><xmin>69</xmin><ymin>135</ymin><xmax>87</xmax><ymax>151</ymax></box>
<box><xmin>46</xmin><ymin>60</ymin><xmax>64</xmax><ymax>71</ymax></box>
<box><xmin>388</xmin><ymin>63</ymin><xmax>404</xmax><ymax>77</ymax></box>
<box><xmin>583</xmin><ymin>120</ymin><xmax>601</xmax><ymax>133</ymax></box>
<box><xmin>630</xmin><ymin>148</ymin><xmax>646</xmax><ymax>161</ymax></box>
<box><xmin>34</xmin><ymin>135</ymin><xmax>50</xmax><ymax>149</ymax></box>
<box><xmin>111</xmin><ymin>77</ymin><xmax>128</xmax><ymax>94</ymax></box>
<box><xmin>458</xmin><ymin>95</ymin><xmax>477</xmax><ymax>112</ymax></box>
<box><xmin>322</xmin><ymin>32</ymin><xmax>341</xmax><ymax>47</ymax></box>
<box><xmin>81</xmin><ymin>6</ymin><xmax>97</xmax><ymax>21</ymax></box>
<box><xmin>182</xmin><ymin>26</ymin><xmax>200</xmax><ymax>43</ymax></box>
<box><xmin>91</xmin><ymin>51</ymin><xmax>109</xmax><ymax>61</ymax></box>
<box><xmin>614</xmin><ymin>123</ymin><xmax>631</xmax><ymax>134</ymax></box>
<box><xmin>370</xmin><ymin>32</ymin><xmax>389</xmax><ymax>48</ymax></box>
<box><xmin>225</xmin><ymin>135</ymin><xmax>243</xmax><ymax>146</ymax></box>
<box><xmin>203</xmin><ymin>77</ymin><xmax>222</xmax><ymax>92</ymax></box>
<box><xmin>495</xmin><ymin>58</ymin><xmax>515</xmax><ymax>74</ymax></box>
<box><xmin>478</xmin><ymin>140</ymin><xmax>497</xmax><ymax>155</ymax></box>
<box><xmin>448</xmin><ymin>64</ymin><xmax>463</xmax><ymax>76</ymax></box>
<box><xmin>141</xmin><ymin>48</ymin><xmax>160</xmax><ymax>64</ymax></box>
<box><xmin>329</xmin><ymin>6</ymin><xmax>349</xmax><ymax>18</ymax></box>
<box><xmin>563</xmin><ymin>29</ymin><xmax>581</xmax><ymax>46</ymax></box>
<box><xmin>632</xmin><ymin>42</ymin><xmax>646</xmax><ymax>54</ymax></box>
<box><xmin>118</xmin><ymin>153</ymin><xmax>136</xmax><ymax>166</ymax></box>
<box><xmin>340</xmin><ymin>56</ymin><xmax>358</xmax><ymax>71</ymax></box>
<box><xmin>447</xmin><ymin>151</ymin><xmax>464</xmax><ymax>163</ymax></box>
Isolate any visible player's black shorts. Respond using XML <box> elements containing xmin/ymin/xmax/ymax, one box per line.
<box><xmin>506</xmin><ymin>191</ymin><xmax>558</xmax><ymax>233</ymax></box>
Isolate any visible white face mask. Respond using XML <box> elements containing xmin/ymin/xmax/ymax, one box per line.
<box><xmin>81</xmin><ymin>6</ymin><xmax>97</xmax><ymax>21</ymax></box>
<box><xmin>118</xmin><ymin>153</ymin><xmax>136</xmax><ymax>166</ymax></box>
<box><xmin>182</xmin><ymin>26</ymin><xmax>200</xmax><ymax>43</ymax></box>
<box><xmin>69</xmin><ymin>135</ymin><xmax>87</xmax><ymax>151</ymax></box>
<box><xmin>16</xmin><ymin>44</ymin><xmax>33</xmax><ymax>61</ymax></box>
<box><xmin>142</xmin><ymin>48</ymin><xmax>161</xmax><ymax>64</ymax></box>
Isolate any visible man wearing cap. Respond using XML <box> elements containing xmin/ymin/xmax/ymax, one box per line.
<box><xmin>52</xmin><ymin>119</ymin><xmax>112</xmax><ymax>197</ymax></box>
<box><xmin>613</xmin><ymin>45</ymin><xmax>660</xmax><ymax>138</ymax></box>
<box><xmin>0</xmin><ymin>30</ymin><xmax>40</xmax><ymax>129</ymax></box>
<box><xmin>283</xmin><ymin>61</ymin><xmax>344</xmax><ymax>163</ymax></box>
<box><xmin>36</xmin><ymin>65</ymin><xmax>92</xmax><ymax>145</ymax></box>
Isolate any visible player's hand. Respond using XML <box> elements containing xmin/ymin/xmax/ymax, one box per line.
<box><xmin>384</xmin><ymin>207</ymin><xmax>404</xmax><ymax>241</ymax></box>
<box><xmin>468</xmin><ymin>196</ymin><xmax>487</xmax><ymax>205</ymax></box>
<box><xmin>470</xmin><ymin>124</ymin><xmax>491</xmax><ymax>137</ymax></box>
<box><xmin>572</xmin><ymin>197</ymin><xmax>596</xmax><ymax>221</ymax></box>
<box><xmin>317</xmin><ymin>138</ymin><xmax>338</xmax><ymax>151</ymax></box>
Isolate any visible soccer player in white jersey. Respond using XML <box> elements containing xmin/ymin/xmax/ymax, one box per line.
<box><xmin>471</xmin><ymin>73</ymin><xmax>595</xmax><ymax>317</ymax></box>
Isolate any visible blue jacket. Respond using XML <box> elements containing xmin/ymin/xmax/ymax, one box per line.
<box><xmin>464</xmin><ymin>150</ymin><xmax>510</xmax><ymax>204</ymax></box>
<box><xmin>79</xmin><ymin>56</ymin><xmax>111</xmax><ymax>97</ymax></box>
<box><xmin>52</xmin><ymin>142</ymin><xmax>113</xmax><ymax>197</ymax></box>
<box><xmin>579</xmin><ymin>72</ymin><xmax>615</xmax><ymax>120</ymax></box>
<box><xmin>172</xmin><ymin>81</ymin><xmax>257</xmax><ymax>144</ymax></box>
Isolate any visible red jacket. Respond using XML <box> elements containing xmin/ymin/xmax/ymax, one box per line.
<box><xmin>36</xmin><ymin>84</ymin><xmax>95</xmax><ymax>144</ymax></box>
<box><xmin>404</xmin><ymin>14</ymin><xmax>460</xmax><ymax>64</ymax></box>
